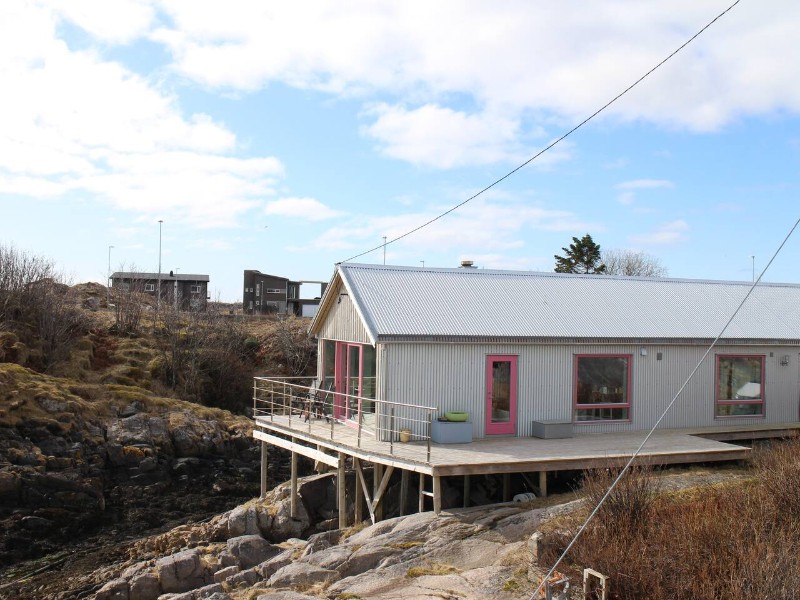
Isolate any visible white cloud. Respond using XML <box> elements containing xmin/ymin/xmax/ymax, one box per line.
<box><xmin>46</xmin><ymin>0</ymin><xmax>156</xmax><ymax>44</ymax></box>
<box><xmin>361</xmin><ymin>103</ymin><xmax>569</xmax><ymax>169</ymax></box>
<box><xmin>0</xmin><ymin>3</ymin><xmax>284</xmax><ymax>227</ymax></box>
<box><xmin>151</xmin><ymin>1</ymin><xmax>800</xmax><ymax>136</ymax></box>
<box><xmin>629</xmin><ymin>220</ymin><xmax>689</xmax><ymax>245</ymax></box>
<box><xmin>265</xmin><ymin>197</ymin><xmax>344</xmax><ymax>221</ymax></box>
<box><xmin>311</xmin><ymin>196</ymin><xmax>599</xmax><ymax>260</ymax></box>
<box><xmin>18</xmin><ymin>1</ymin><xmax>800</xmax><ymax>175</ymax></box>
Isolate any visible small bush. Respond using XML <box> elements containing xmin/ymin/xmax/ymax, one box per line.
<box><xmin>753</xmin><ymin>437</ymin><xmax>800</xmax><ymax>521</ymax></box>
<box><xmin>580</xmin><ymin>463</ymin><xmax>659</xmax><ymax>533</ymax></box>
<box><xmin>541</xmin><ymin>447</ymin><xmax>800</xmax><ymax>600</ymax></box>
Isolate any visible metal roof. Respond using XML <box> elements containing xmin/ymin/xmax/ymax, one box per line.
<box><xmin>328</xmin><ymin>263</ymin><xmax>800</xmax><ymax>344</ymax></box>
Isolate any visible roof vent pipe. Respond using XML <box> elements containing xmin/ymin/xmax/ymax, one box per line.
<box><xmin>459</xmin><ymin>260</ymin><xmax>476</xmax><ymax>269</ymax></box>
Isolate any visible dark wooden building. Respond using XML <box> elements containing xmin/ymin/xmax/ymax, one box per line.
<box><xmin>243</xmin><ymin>270</ymin><xmax>326</xmax><ymax>316</ymax></box>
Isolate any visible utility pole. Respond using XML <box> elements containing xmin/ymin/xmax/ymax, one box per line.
<box><xmin>107</xmin><ymin>245</ymin><xmax>114</xmax><ymax>307</ymax></box>
<box><xmin>751</xmin><ymin>256</ymin><xmax>755</xmax><ymax>282</ymax></box>
<box><xmin>157</xmin><ymin>220</ymin><xmax>163</xmax><ymax>314</ymax></box>
<box><xmin>383</xmin><ymin>236</ymin><xmax>387</xmax><ymax>265</ymax></box>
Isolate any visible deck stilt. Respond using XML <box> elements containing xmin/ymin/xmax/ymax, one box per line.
<box><xmin>418</xmin><ymin>473</ymin><xmax>425</xmax><ymax>512</ymax></box>
<box><xmin>433</xmin><ymin>475</ymin><xmax>442</xmax><ymax>515</ymax></box>
<box><xmin>353</xmin><ymin>459</ymin><xmax>375</xmax><ymax>525</ymax></box>
<box><xmin>400</xmin><ymin>469</ymin><xmax>409</xmax><ymax>516</ymax></box>
<box><xmin>260</xmin><ymin>441</ymin><xmax>268</xmax><ymax>499</ymax></box>
<box><xmin>337</xmin><ymin>452</ymin><xmax>347</xmax><ymax>528</ymax></box>
<box><xmin>354</xmin><ymin>457</ymin><xmax>364</xmax><ymax>523</ymax></box>
<box><xmin>374</xmin><ymin>463</ymin><xmax>384</xmax><ymax>522</ymax></box>
<box><xmin>539</xmin><ymin>471</ymin><xmax>547</xmax><ymax>498</ymax></box>
<box><xmin>290</xmin><ymin>442</ymin><xmax>298</xmax><ymax>518</ymax></box>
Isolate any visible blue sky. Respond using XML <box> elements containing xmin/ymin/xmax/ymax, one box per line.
<box><xmin>1</xmin><ymin>1</ymin><xmax>799</xmax><ymax>301</ymax></box>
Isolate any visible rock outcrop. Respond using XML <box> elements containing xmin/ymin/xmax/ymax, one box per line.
<box><xmin>89</xmin><ymin>493</ymin><xmax>564</xmax><ymax>600</ymax></box>
<box><xmin>0</xmin><ymin>363</ymin><xmax>264</xmax><ymax>565</ymax></box>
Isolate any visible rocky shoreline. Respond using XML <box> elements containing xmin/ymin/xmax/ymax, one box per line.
<box><xmin>0</xmin><ymin>363</ymin><xmax>285</xmax><ymax>570</ymax></box>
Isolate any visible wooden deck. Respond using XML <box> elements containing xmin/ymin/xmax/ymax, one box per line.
<box><xmin>253</xmin><ymin>414</ymin><xmax>753</xmax><ymax>477</ymax></box>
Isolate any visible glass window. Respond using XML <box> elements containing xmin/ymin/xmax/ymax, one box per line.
<box><xmin>144</xmin><ymin>283</ymin><xmax>155</xmax><ymax>292</ymax></box>
<box><xmin>716</xmin><ymin>355</ymin><xmax>764</xmax><ymax>417</ymax></box>
<box><xmin>574</xmin><ymin>355</ymin><xmax>631</xmax><ymax>422</ymax></box>
<box><xmin>322</xmin><ymin>340</ymin><xmax>336</xmax><ymax>387</ymax></box>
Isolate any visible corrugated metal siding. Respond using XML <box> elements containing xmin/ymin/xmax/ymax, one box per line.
<box><xmin>315</xmin><ymin>283</ymin><xmax>371</xmax><ymax>344</ymax></box>
<box><xmin>383</xmin><ymin>342</ymin><xmax>800</xmax><ymax>438</ymax></box>
<box><xmin>339</xmin><ymin>263</ymin><xmax>800</xmax><ymax>342</ymax></box>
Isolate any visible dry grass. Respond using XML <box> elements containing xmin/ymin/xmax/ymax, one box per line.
<box><xmin>539</xmin><ymin>443</ymin><xmax>800</xmax><ymax>600</ymax></box>
<box><xmin>406</xmin><ymin>562</ymin><xmax>461</xmax><ymax>578</ymax></box>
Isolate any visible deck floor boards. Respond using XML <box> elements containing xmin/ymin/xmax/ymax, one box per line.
<box><xmin>254</xmin><ymin>415</ymin><xmax>753</xmax><ymax>476</ymax></box>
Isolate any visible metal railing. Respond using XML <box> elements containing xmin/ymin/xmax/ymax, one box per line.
<box><xmin>253</xmin><ymin>376</ymin><xmax>438</xmax><ymax>461</ymax></box>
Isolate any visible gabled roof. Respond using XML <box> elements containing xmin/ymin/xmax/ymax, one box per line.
<box><xmin>312</xmin><ymin>263</ymin><xmax>800</xmax><ymax>344</ymax></box>
<box><xmin>111</xmin><ymin>272</ymin><xmax>210</xmax><ymax>282</ymax></box>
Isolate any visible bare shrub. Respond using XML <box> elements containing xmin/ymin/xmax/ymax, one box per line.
<box><xmin>0</xmin><ymin>244</ymin><xmax>90</xmax><ymax>371</ymax></box>
<box><xmin>152</xmin><ymin>305</ymin><xmax>255</xmax><ymax>412</ymax></box>
<box><xmin>581</xmin><ymin>463</ymin><xmax>660</xmax><ymax>533</ymax></box>
<box><xmin>752</xmin><ymin>437</ymin><xmax>800</xmax><ymax>521</ymax></box>
<box><xmin>111</xmin><ymin>264</ymin><xmax>149</xmax><ymax>336</ymax></box>
<box><xmin>602</xmin><ymin>249</ymin><xmax>668</xmax><ymax>277</ymax></box>
<box><xmin>256</xmin><ymin>316</ymin><xmax>317</xmax><ymax>376</ymax></box>
<box><xmin>541</xmin><ymin>447</ymin><xmax>800</xmax><ymax>600</ymax></box>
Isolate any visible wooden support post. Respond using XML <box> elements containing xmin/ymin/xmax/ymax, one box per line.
<box><xmin>260</xmin><ymin>441</ymin><xmax>268</xmax><ymax>499</ymax></box>
<box><xmin>374</xmin><ymin>463</ymin><xmax>384</xmax><ymax>522</ymax></box>
<box><xmin>419</xmin><ymin>473</ymin><xmax>425</xmax><ymax>513</ymax></box>
<box><xmin>502</xmin><ymin>473</ymin><xmax>511</xmax><ymax>502</ymax></box>
<box><xmin>433</xmin><ymin>475</ymin><xmax>442</xmax><ymax>515</ymax></box>
<box><xmin>463</xmin><ymin>474</ymin><xmax>471</xmax><ymax>508</ymax></box>
<box><xmin>354</xmin><ymin>458</ymin><xmax>364</xmax><ymax>524</ymax></box>
<box><xmin>539</xmin><ymin>471</ymin><xmax>548</xmax><ymax>498</ymax></box>
<box><xmin>290</xmin><ymin>443</ymin><xmax>298</xmax><ymax>518</ymax></box>
<box><xmin>400</xmin><ymin>469</ymin><xmax>409</xmax><ymax>516</ymax></box>
<box><xmin>337</xmin><ymin>452</ymin><xmax>347</xmax><ymax>529</ymax></box>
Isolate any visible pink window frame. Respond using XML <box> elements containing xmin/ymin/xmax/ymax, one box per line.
<box><xmin>573</xmin><ymin>354</ymin><xmax>632</xmax><ymax>423</ymax></box>
<box><xmin>485</xmin><ymin>355</ymin><xmax>518</xmax><ymax>435</ymax></box>
<box><xmin>714</xmin><ymin>354</ymin><xmax>765</xmax><ymax>418</ymax></box>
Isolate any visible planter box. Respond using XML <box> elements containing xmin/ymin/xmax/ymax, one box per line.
<box><xmin>432</xmin><ymin>419</ymin><xmax>473</xmax><ymax>444</ymax></box>
<box><xmin>531</xmin><ymin>420</ymin><xmax>573</xmax><ymax>439</ymax></box>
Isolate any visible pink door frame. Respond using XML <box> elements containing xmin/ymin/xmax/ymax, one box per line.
<box><xmin>334</xmin><ymin>342</ymin><xmax>363</xmax><ymax>422</ymax></box>
<box><xmin>485</xmin><ymin>355</ymin><xmax>518</xmax><ymax>435</ymax></box>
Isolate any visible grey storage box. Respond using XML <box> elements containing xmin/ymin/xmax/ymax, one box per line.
<box><xmin>432</xmin><ymin>419</ymin><xmax>473</xmax><ymax>444</ymax></box>
<box><xmin>531</xmin><ymin>420</ymin><xmax>573</xmax><ymax>439</ymax></box>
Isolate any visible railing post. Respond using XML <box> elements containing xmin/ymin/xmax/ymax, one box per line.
<box><xmin>426</xmin><ymin>410</ymin><xmax>432</xmax><ymax>463</ymax></box>
<box><xmin>390</xmin><ymin>408</ymin><xmax>395</xmax><ymax>456</ymax></box>
<box><xmin>330</xmin><ymin>392</ymin><xmax>335</xmax><ymax>439</ymax></box>
<box><xmin>269</xmin><ymin>382</ymin><xmax>274</xmax><ymax>422</ymax></box>
<box><xmin>286</xmin><ymin>381</ymin><xmax>291</xmax><ymax>426</ymax></box>
<box><xmin>357</xmin><ymin>397</ymin><xmax>363</xmax><ymax>448</ymax></box>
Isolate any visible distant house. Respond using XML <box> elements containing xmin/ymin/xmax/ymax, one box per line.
<box><xmin>308</xmin><ymin>262</ymin><xmax>800</xmax><ymax>440</ymax></box>
<box><xmin>243</xmin><ymin>270</ymin><xmax>326</xmax><ymax>317</ymax></box>
<box><xmin>111</xmin><ymin>271</ymin><xmax>209</xmax><ymax>311</ymax></box>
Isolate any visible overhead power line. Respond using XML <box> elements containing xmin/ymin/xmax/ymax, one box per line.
<box><xmin>341</xmin><ymin>0</ymin><xmax>742</xmax><ymax>265</ymax></box>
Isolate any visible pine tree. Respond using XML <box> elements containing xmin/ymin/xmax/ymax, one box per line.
<box><xmin>554</xmin><ymin>234</ymin><xmax>607</xmax><ymax>274</ymax></box>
